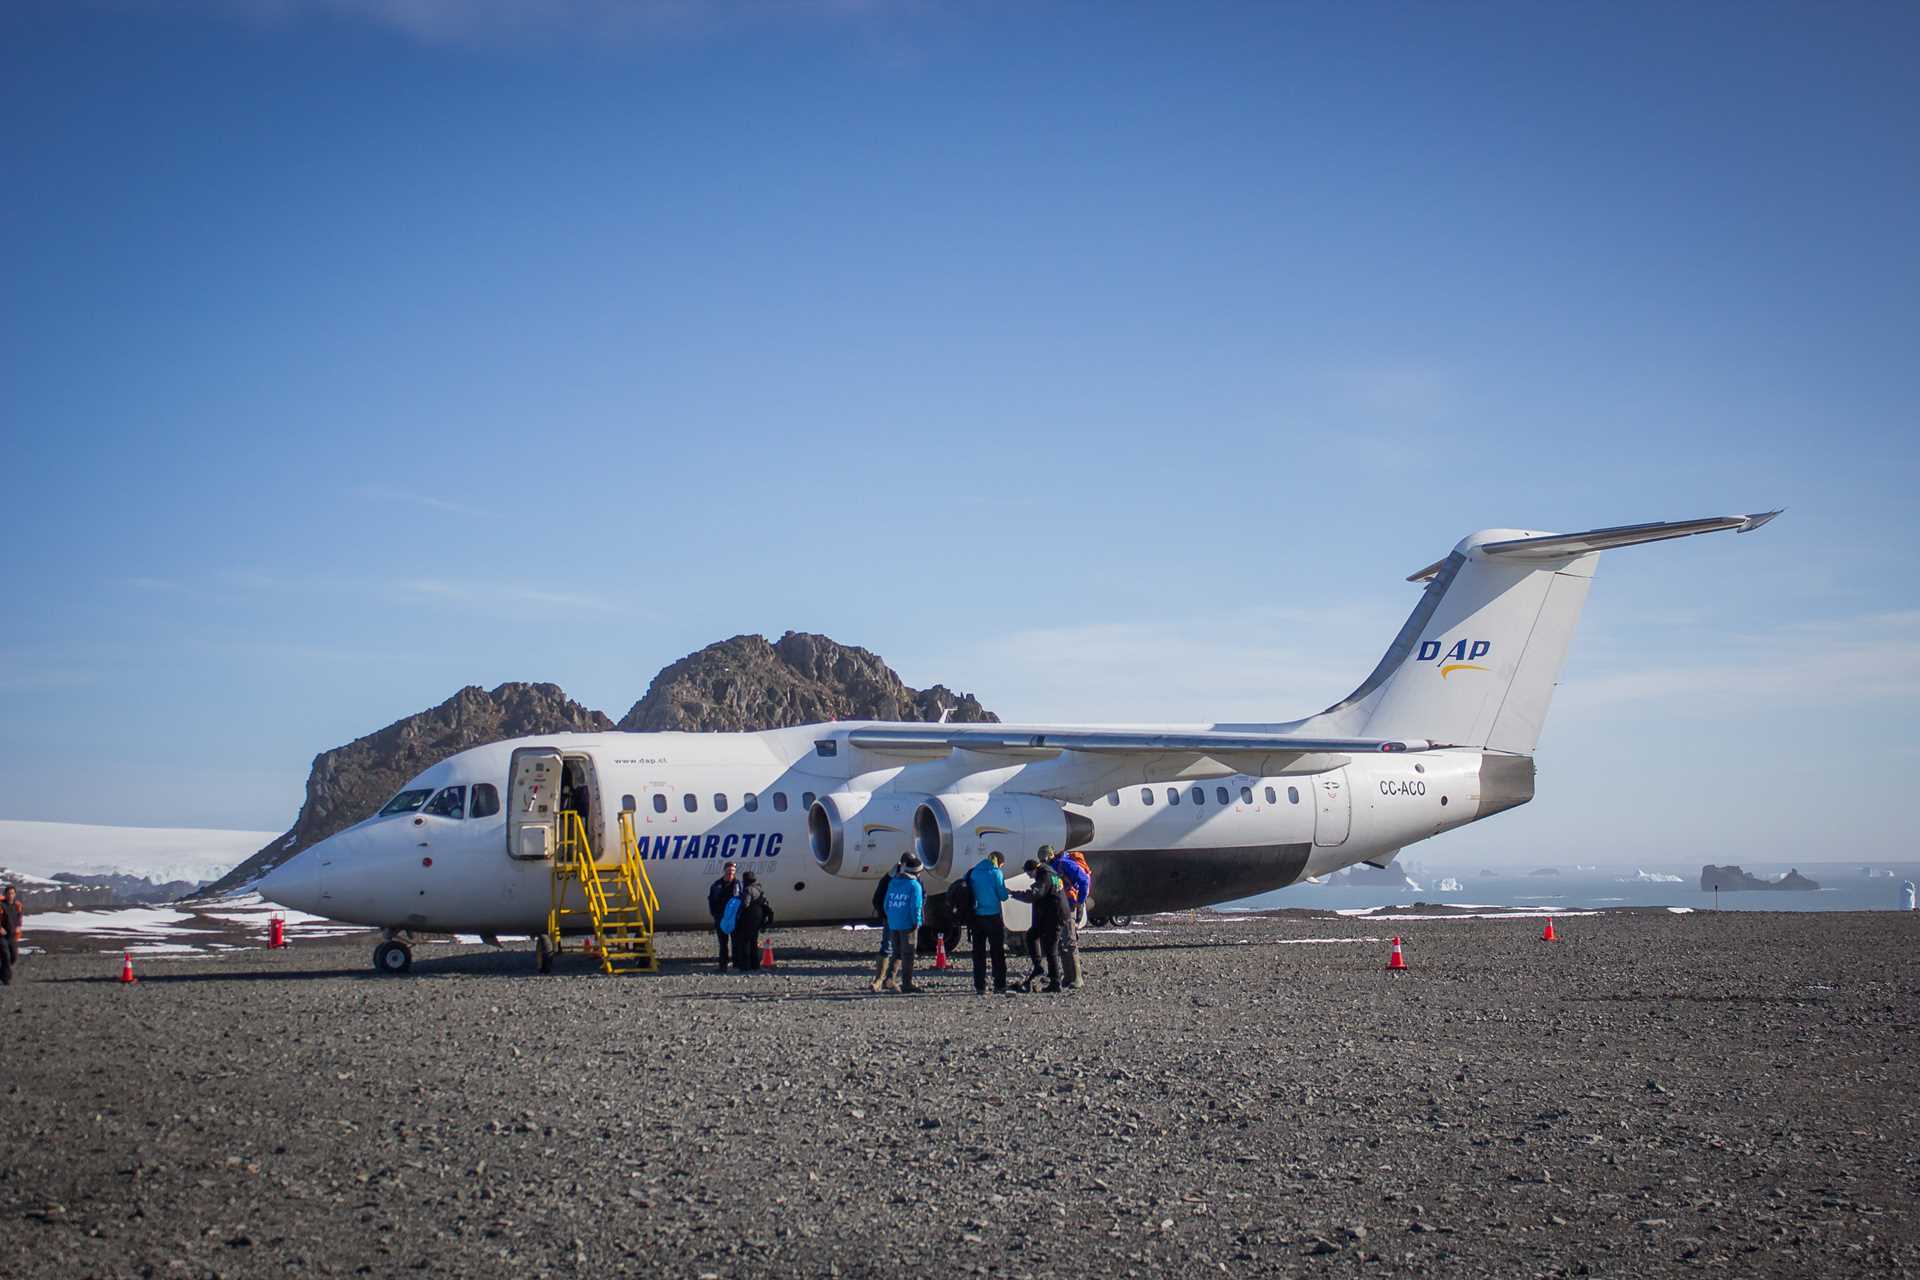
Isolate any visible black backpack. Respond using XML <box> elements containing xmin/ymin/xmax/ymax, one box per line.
<box><xmin>948</xmin><ymin>873</ymin><xmax>976</xmax><ymax>919</ymax></box>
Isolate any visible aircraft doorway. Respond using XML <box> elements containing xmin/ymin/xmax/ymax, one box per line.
<box><xmin>1313</xmin><ymin>770</ymin><xmax>1351</xmax><ymax>847</ymax></box>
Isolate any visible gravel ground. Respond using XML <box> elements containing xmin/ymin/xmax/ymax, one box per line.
<box><xmin>1</xmin><ymin>911</ymin><xmax>1914</xmax><ymax>1278</ymax></box>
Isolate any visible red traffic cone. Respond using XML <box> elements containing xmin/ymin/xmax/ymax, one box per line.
<box><xmin>758</xmin><ymin>937</ymin><xmax>775</xmax><ymax>970</ymax></box>
<box><xmin>932</xmin><ymin>933</ymin><xmax>952</xmax><ymax>970</ymax></box>
<box><xmin>1541</xmin><ymin>917</ymin><xmax>1557</xmax><ymax>942</ymax></box>
<box><xmin>1386</xmin><ymin>936</ymin><xmax>1407</xmax><ymax>971</ymax></box>
<box><xmin>268</xmin><ymin>913</ymin><xmax>287</xmax><ymax>949</ymax></box>
<box><xmin>119</xmin><ymin>952</ymin><xmax>137</xmax><ymax>985</ymax></box>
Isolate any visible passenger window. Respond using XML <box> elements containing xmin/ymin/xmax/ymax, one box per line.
<box><xmin>1140</xmin><ymin>788</ymin><xmax>1154</xmax><ymax>806</ymax></box>
<box><xmin>1239</xmin><ymin>785</ymin><xmax>1252</xmax><ymax>805</ymax></box>
<box><xmin>1289</xmin><ymin>786</ymin><xmax>1301</xmax><ymax>804</ymax></box>
<box><xmin>1167</xmin><ymin>788</ymin><xmax>1180</xmax><ymax>806</ymax></box>
<box><xmin>470</xmin><ymin>783</ymin><xmax>501</xmax><ymax>818</ymax></box>
<box><xmin>713</xmin><ymin>793</ymin><xmax>728</xmax><ymax>813</ymax></box>
<box><xmin>652</xmin><ymin>794</ymin><xmax>668</xmax><ymax>814</ymax></box>
<box><xmin>773</xmin><ymin>793</ymin><xmax>788</xmax><ymax>812</ymax></box>
<box><xmin>1264</xmin><ymin>786</ymin><xmax>1278</xmax><ymax>804</ymax></box>
<box><xmin>683</xmin><ymin>793</ymin><xmax>699</xmax><ymax>813</ymax></box>
<box><xmin>1107</xmin><ymin>792</ymin><xmax>1120</xmax><ymax>806</ymax></box>
<box><xmin>1216</xmin><ymin>786</ymin><xmax>1230</xmax><ymax>805</ymax></box>
<box><xmin>744</xmin><ymin>792</ymin><xmax>759</xmax><ymax>813</ymax></box>
<box><xmin>803</xmin><ymin>791</ymin><xmax>817</xmax><ymax>809</ymax></box>
<box><xmin>378</xmin><ymin>788</ymin><xmax>434</xmax><ymax>817</ymax></box>
<box><xmin>423</xmin><ymin>785</ymin><xmax>467</xmax><ymax>819</ymax></box>
<box><xmin>1190</xmin><ymin>786</ymin><xmax>1205</xmax><ymax>806</ymax></box>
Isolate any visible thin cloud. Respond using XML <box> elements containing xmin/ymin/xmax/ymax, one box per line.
<box><xmin>352</xmin><ymin>485</ymin><xmax>481</xmax><ymax>517</ymax></box>
<box><xmin>395</xmin><ymin>578</ymin><xmax>630</xmax><ymax>616</ymax></box>
<box><xmin>198</xmin><ymin>0</ymin><xmax>933</xmax><ymax>47</ymax></box>
<box><xmin>1561</xmin><ymin>611</ymin><xmax>1920</xmax><ymax>712</ymax></box>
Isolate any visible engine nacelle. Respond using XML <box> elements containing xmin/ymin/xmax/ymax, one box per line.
<box><xmin>912</xmin><ymin>792</ymin><xmax>1096</xmax><ymax>881</ymax></box>
<box><xmin>808</xmin><ymin>792</ymin><xmax>922</xmax><ymax>879</ymax></box>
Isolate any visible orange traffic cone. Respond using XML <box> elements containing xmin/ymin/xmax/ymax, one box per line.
<box><xmin>932</xmin><ymin>933</ymin><xmax>952</xmax><ymax>970</ymax></box>
<box><xmin>119</xmin><ymin>952</ymin><xmax>137</xmax><ymax>985</ymax></box>
<box><xmin>758</xmin><ymin>937</ymin><xmax>776</xmax><ymax>970</ymax></box>
<box><xmin>1386</xmin><ymin>936</ymin><xmax>1407</xmax><ymax>971</ymax></box>
<box><xmin>1541</xmin><ymin>917</ymin><xmax>1557</xmax><ymax>942</ymax></box>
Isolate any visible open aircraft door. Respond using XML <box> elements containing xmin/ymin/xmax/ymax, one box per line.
<box><xmin>508</xmin><ymin>747</ymin><xmax>564</xmax><ymax>860</ymax></box>
<box><xmin>1313</xmin><ymin>768</ymin><xmax>1351</xmax><ymax>847</ymax></box>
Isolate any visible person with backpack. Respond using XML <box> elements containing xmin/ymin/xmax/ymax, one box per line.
<box><xmin>1011</xmin><ymin>858</ymin><xmax>1067</xmax><ymax>992</ymax></box>
<box><xmin>880</xmin><ymin>853</ymin><xmax>927</xmax><ymax>994</ymax></box>
<box><xmin>1047</xmin><ymin>846</ymin><xmax>1090</xmax><ymax>990</ymax></box>
<box><xmin>962</xmin><ymin>850</ymin><xmax>1011</xmax><ymax>995</ymax></box>
<box><xmin>707</xmin><ymin>861</ymin><xmax>741</xmax><ymax>972</ymax></box>
<box><xmin>733</xmin><ymin>871</ymin><xmax>774</xmax><ymax>971</ymax></box>
<box><xmin>868</xmin><ymin>859</ymin><xmax>902</xmax><ymax>992</ymax></box>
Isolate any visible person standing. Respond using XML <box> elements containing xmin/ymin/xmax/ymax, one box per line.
<box><xmin>1011</xmin><ymin>859</ymin><xmax>1066</xmax><ymax>992</ymax></box>
<box><xmin>708</xmin><ymin>861</ymin><xmax>740</xmax><ymax>972</ymax></box>
<box><xmin>966</xmin><ymin>851</ymin><xmax>1011</xmax><ymax>995</ymax></box>
<box><xmin>1047</xmin><ymin>847</ymin><xmax>1089</xmax><ymax>990</ymax></box>
<box><xmin>881</xmin><ymin>853</ymin><xmax>927</xmax><ymax>994</ymax></box>
<box><xmin>868</xmin><ymin>860</ymin><xmax>901</xmax><ymax>992</ymax></box>
<box><xmin>734</xmin><ymin>872</ymin><xmax>772</xmax><ymax>971</ymax></box>
<box><xmin>0</xmin><ymin>886</ymin><xmax>20</xmax><ymax>986</ymax></box>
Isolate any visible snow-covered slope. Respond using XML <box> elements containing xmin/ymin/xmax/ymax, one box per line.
<box><xmin>0</xmin><ymin>820</ymin><xmax>274</xmax><ymax>887</ymax></box>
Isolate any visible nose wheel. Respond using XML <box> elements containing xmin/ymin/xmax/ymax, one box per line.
<box><xmin>373</xmin><ymin>939</ymin><xmax>413</xmax><ymax>974</ymax></box>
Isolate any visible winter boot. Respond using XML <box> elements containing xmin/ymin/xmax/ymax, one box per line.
<box><xmin>870</xmin><ymin>955</ymin><xmax>892</xmax><ymax>993</ymax></box>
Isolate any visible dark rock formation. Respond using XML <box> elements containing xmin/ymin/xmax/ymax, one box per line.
<box><xmin>205</xmin><ymin>683</ymin><xmax>614</xmax><ymax>895</ymax></box>
<box><xmin>1700</xmin><ymin>865</ymin><xmax>1822</xmax><ymax>892</ymax></box>
<box><xmin>619</xmin><ymin>632</ymin><xmax>996</xmax><ymax>732</ymax></box>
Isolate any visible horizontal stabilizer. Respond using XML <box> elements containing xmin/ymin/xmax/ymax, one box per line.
<box><xmin>1408</xmin><ymin>510</ymin><xmax>1781</xmax><ymax>580</ymax></box>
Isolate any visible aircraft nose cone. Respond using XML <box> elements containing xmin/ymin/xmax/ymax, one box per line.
<box><xmin>258</xmin><ymin>849</ymin><xmax>320</xmax><ymax>914</ymax></box>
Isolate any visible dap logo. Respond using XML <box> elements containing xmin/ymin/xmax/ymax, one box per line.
<box><xmin>1417</xmin><ymin>638</ymin><xmax>1491</xmax><ymax>678</ymax></box>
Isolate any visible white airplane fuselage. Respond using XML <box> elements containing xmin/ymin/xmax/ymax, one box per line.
<box><xmin>262</xmin><ymin>725</ymin><xmax>1517</xmax><ymax>934</ymax></box>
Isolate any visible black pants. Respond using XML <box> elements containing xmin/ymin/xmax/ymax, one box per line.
<box><xmin>735</xmin><ymin>927</ymin><xmax>761</xmax><ymax>971</ymax></box>
<box><xmin>970</xmin><ymin>917</ymin><xmax>1007</xmax><ymax>992</ymax></box>
<box><xmin>714</xmin><ymin>925</ymin><xmax>732</xmax><ymax>967</ymax></box>
<box><xmin>0</xmin><ymin>936</ymin><xmax>12</xmax><ymax>986</ymax></box>
<box><xmin>1024</xmin><ymin>924</ymin><xmax>1060</xmax><ymax>989</ymax></box>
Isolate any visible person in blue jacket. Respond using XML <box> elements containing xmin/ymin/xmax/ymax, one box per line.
<box><xmin>880</xmin><ymin>853</ymin><xmax>927</xmax><ymax>994</ymax></box>
<box><xmin>965</xmin><ymin>850</ymin><xmax>1012</xmax><ymax>995</ymax></box>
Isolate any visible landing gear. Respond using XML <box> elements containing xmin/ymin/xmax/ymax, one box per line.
<box><xmin>1089</xmin><ymin>913</ymin><xmax>1134</xmax><ymax>928</ymax></box>
<box><xmin>535</xmin><ymin>935</ymin><xmax>554</xmax><ymax>975</ymax></box>
<box><xmin>373</xmin><ymin>939</ymin><xmax>413</xmax><ymax>974</ymax></box>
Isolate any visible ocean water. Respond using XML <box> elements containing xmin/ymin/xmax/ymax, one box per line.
<box><xmin>1229</xmin><ymin>860</ymin><xmax>1920</xmax><ymax>914</ymax></box>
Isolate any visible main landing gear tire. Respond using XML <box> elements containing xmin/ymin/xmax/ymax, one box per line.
<box><xmin>373</xmin><ymin>940</ymin><xmax>413</xmax><ymax>975</ymax></box>
<box><xmin>1090</xmin><ymin>913</ymin><xmax>1134</xmax><ymax>928</ymax></box>
<box><xmin>535</xmin><ymin>935</ymin><xmax>554</xmax><ymax>975</ymax></box>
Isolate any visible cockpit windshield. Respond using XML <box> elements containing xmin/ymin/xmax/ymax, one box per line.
<box><xmin>378</xmin><ymin>788</ymin><xmax>435</xmax><ymax>817</ymax></box>
<box><xmin>423</xmin><ymin>786</ymin><xmax>467</xmax><ymax>819</ymax></box>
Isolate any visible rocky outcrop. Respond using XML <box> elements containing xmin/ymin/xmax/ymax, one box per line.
<box><xmin>1700</xmin><ymin>865</ymin><xmax>1822</xmax><ymax>892</ymax></box>
<box><xmin>205</xmin><ymin>683</ymin><xmax>614</xmax><ymax>895</ymax></box>
<box><xmin>207</xmin><ymin>636</ymin><xmax>996</xmax><ymax>896</ymax></box>
<box><xmin>619</xmin><ymin>632</ymin><xmax>996</xmax><ymax>732</ymax></box>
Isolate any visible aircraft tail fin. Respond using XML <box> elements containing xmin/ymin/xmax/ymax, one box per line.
<box><xmin>1293</xmin><ymin>511</ymin><xmax>1780</xmax><ymax>754</ymax></box>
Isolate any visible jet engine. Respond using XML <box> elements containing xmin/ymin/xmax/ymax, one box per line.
<box><xmin>808</xmin><ymin>792</ymin><xmax>922</xmax><ymax>879</ymax></box>
<box><xmin>912</xmin><ymin>792</ymin><xmax>1096</xmax><ymax>880</ymax></box>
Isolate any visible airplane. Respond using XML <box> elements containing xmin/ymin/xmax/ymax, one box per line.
<box><xmin>257</xmin><ymin>510</ymin><xmax>1780</xmax><ymax>973</ymax></box>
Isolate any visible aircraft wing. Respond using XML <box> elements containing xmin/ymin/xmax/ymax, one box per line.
<box><xmin>847</xmin><ymin>726</ymin><xmax>1433</xmax><ymax>756</ymax></box>
<box><xmin>846</xmin><ymin>726</ymin><xmax>1435</xmax><ymax>800</ymax></box>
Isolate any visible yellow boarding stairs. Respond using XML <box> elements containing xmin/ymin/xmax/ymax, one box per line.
<box><xmin>543</xmin><ymin>810</ymin><xmax>661</xmax><ymax>974</ymax></box>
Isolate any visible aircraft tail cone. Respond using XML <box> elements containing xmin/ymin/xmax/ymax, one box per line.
<box><xmin>932</xmin><ymin>934</ymin><xmax>952</xmax><ymax>970</ymax></box>
<box><xmin>759</xmin><ymin>938</ymin><xmax>775</xmax><ymax>970</ymax></box>
<box><xmin>119</xmin><ymin>953</ymin><xmax>137</xmax><ymax>985</ymax></box>
<box><xmin>1387</xmin><ymin>936</ymin><xmax>1407</xmax><ymax>971</ymax></box>
<box><xmin>1541</xmin><ymin>918</ymin><xmax>1557</xmax><ymax>942</ymax></box>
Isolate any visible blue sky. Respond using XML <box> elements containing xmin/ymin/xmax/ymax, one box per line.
<box><xmin>3</xmin><ymin>1</ymin><xmax>1915</xmax><ymax>866</ymax></box>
